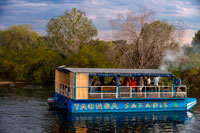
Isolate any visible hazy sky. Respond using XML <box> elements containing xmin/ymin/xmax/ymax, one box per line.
<box><xmin>0</xmin><ymin>0</ymin><xmax>199</xmax><ymax>44</ymax></box>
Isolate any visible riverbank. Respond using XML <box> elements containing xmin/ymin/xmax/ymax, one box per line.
<box><xmin>0</xmin><ymin>81</ymin><xmax>27</xmax><ymax>85</ymax></box>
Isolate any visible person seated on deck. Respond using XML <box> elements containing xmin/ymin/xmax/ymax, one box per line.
<box><xmin>130</xmin><ymin>77</ymin><xmax>136</xmax><ymax>91</ymax></box>
<box><xmin>176</xmin><ymin>76</ymin><xmax>182</xmax><ymax>92</ymax></box>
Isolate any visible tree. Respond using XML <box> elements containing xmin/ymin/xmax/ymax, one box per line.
<box><xmin>111</xmin><ymin>8</ymin><xmax>180</xmax><ymax>68</ymax></box>
<box><xmin>47</xmin><ymin>8</ymin><xmax>98</xmax><ymax>56</ymax></box>
<box><xmin>65</xmin><ymin>40</ymin><xmax>118</xmax><ymax>68</ymax></box>
<box><xmin>0</xmin><ymin>25</ymin><xmax>63</xmax><ymax>83</ymax></box>
<box><xmin>0</xmin><ymin>46</ymin><xmax>63</xmax><ymax>82</ymax></box>
<box><xmin>0</xmin><ymin>24</ymin><xmax>39</xmax><ymax>50</ymax></box>
<box><xmin>192</xmin><ymin>30</ymin><xmax>200</xmax><ymax>48</ymax></box>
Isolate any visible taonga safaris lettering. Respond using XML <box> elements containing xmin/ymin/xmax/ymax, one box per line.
<box><xmin>74</xmin><ymin>102</ymin><xmax>176</xmax><ymax>110</ymax></box>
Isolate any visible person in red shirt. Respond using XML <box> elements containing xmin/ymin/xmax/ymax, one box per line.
<box><xmin>130</xmin><ymin>77</ymin><xmax>136</xmax><ymax>91</ymax></box>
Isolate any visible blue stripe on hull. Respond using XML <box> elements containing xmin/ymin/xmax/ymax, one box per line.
<box><xmin>54</xmin><ymin>92</ymin><xmax>197</xmax><ymax>113</ymax></box>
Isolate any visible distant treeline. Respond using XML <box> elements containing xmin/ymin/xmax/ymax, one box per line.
<box><xmin>0</xmin><ymin>24</ymin><xmax>119</xmax><ymax>83</ymax></box>
<box><xmin>0</xmin><ymin>8</ymin><xmax>200</xmax><ymax>87</ymax></box>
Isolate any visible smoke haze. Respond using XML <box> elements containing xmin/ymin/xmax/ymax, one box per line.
<box><xmin>159</xmin><ymin>47</ymin><xmax>199</xmax><ymax>71</ymax></box>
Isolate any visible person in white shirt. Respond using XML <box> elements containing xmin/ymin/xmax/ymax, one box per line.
<box><xmin>147</xmin><ymin>77</ymin><xmax>151</xmax><ymax>91</ymax></box>
<box><xmin>154</xmin><ymin>77</ymin><xmax>159</xmax><ymax>91</ymax></box>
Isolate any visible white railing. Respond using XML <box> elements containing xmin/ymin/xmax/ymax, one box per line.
<box><xmin>119</xmin><ymin>85</ymin><xmax>173</xmax><ymax>98</ymax></box>
<box><xmin>55</xmin><ymin>81</ymin><xmax>73</xmax><ymax>98</ymax></box>
<box><xmin>55</xmin><ymin>81</ymin><xmax>187</xmax><ymax>99</ymax></box>
<box><xmin>89</xmin><ymin>86</ymin><xmax>117</xmax><ymax>99</ymax></box>
<box><xmin>88</xmin><ymin>85</ymin><xmax>187</xmax><ymax>99</ymax></box>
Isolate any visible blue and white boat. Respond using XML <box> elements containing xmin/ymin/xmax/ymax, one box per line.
<box><xmin>52</xmin><ymin>67</ymin><xmax>197</xmax><ymax>113</ymax></box>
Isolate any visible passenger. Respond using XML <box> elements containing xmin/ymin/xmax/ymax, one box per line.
<box><xmin>112</xmin><ymin>77</ymin><xmax>117</xmax><ymax>85</ymax></box>
<box><xmin>154</xmin><ymin>77</ymin><xmax>159</xmax><ymax>91</ymax></box>
<box><xmin>147</xmin><ymin>77</ymin><xmax>151</xmax><ymax>91</ymax></box>
<box><xmin>99</xmin><ymin>77</ymin><xmax>105</xmax><ymax>86</ymax></box>
<box><xmin>147</xmin><ymin>77</ymin><xmax>151</xmax><ymax>86</ymax></box>
<box><xmin>94</xmin><ymin>80</ymin><xmax>101</xmax><ymax>91</ymax></box>
<box><xmin>136</xmin><ymin>77</ymin><xmax>140</xmax><ymax>91</ymax></box>
<box><xmin>144</xmin><ymin>76</ymin><xmax>148</xmax><ymax>86</ymax></box>
<box><xmin>137</xmin><ymin>77</ymin><xmax>144</xmax><ymax>97</ymax></box>
<box><xmin>124</xmin><ymin>77</ymin><xmax>130</xmax><ymax>86</ymax></box>
<box><xmin>176</xmin><ymin>76</ymin><xmax>182</xmax><ymax>92</ymax></box>
<box><xmin>118</xmin><ymin>77</ymin><xmax>122</xmax><ymax>86</ymax></box>
<box><xmin>90</xmin><ymin>76</ymin><xmax>95</xmax><ymax>86</ymax></box>
<box><xmin>130</xmin><ymin>77</ymin><xmax>136</xmax><ymax>91</ymax></box>
<box><xmin>128</xmin><ymin>77</ymin><xmax>131</xmax><ymax>86</ymax></box>
<box><xmin>139</xmin><ymin>77</ymin><xmax>144</xmax><ymax>92</ymax></box>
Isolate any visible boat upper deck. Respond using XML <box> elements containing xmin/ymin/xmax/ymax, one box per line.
<box><xmin>55</xmin><ymin>67</ymin><xmax>186</xmax><ymax>100</ymax></box>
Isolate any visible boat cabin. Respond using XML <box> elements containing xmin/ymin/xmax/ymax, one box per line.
<box><xmin>55</xmin><ymin>67</ymin><xmax>187</xmax><ymax>100</ymax></box>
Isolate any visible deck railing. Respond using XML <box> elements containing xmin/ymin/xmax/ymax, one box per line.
<box><xmin>88</xmin><ymin>85</ymin><xmax>187</xmax><ymax>99</ymax></box>
<box><xmin>55</xmin><ymin>81</ymin><xmax>187</xmax><ymax>99</ymax></box>
<box><xmin>55</xmin><ymin>81</ymin><xmax>73</xmax><ymax>98</ymax></box>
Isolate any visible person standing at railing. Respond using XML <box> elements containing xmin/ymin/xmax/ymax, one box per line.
<box><xmin>139</xmin><ymin>77</ymin><xmax>144</xmax><ymax>92</ymax></box>
<box><xmin>93</xmin><ymin>79</ymin><xmax>101</xmax><ymax>92</ymax></box>
<box><xmin>99</xmin><ymin>77</ymin><xmax>105</xmax><ymax>86</ymax></box>
<box><xmin>124</xmin><ymin>77</ymin><xmax>131</xmax><ymax>86</ymax></box>
<box><xmin>176</xmin><ymin>77</ymin><xmax>182</xmax><ymax>92</ymax></box>
<box><xmin>130</xmin><ymin>77</ymin><xmax>136</xmax><ymax>91</ymax></box>
<box><xmin>135</xmin><ymin>77</ymin><xmax>140</xmax><ymax>91</ymax></box>
<box><xmin>144</xmin><ymin>76</ymin><xmax>148</xmax><ymax>86</ymax></box>
<box><xmin>118</xmin><ymin>77</ymin><xmax>122</xmax><ymax>86</ymax></box>
<box><xmin>147</xmin><ymin>77</ymin><xmax>151</xmax><ymax>91</ymax></box>
<box><xmin>154</xmin><ymin>77</ymin><xmax>159</xmax><ymax>91</ymax></box>
<box><xmin>112</xmin><ymin>77</ymin><xmax>117</xmax><ymax>86</ymax></box>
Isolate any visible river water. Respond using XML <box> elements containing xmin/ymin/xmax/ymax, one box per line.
<box><xmin>0</xmin><ymin>84</ymin><xmax>200</xmax><ymax>133</ymax></box>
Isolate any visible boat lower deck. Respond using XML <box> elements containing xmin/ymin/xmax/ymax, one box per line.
<box><xmin>54</xmin><ymin>93</ymin><xmax>197</xmax><ymax>113</ymax></box>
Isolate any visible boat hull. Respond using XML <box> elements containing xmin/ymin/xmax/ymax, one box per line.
<box><xmin>54</xmin><ymin>92</ymin><xmax>197</xmax><ymax>113</ymax></box>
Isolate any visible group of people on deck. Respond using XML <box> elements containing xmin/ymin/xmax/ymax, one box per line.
<box><xmin>111</xmin><ymin>76</ymin><xmax>160</xmax><ymax>92</ymax></box>
<box><xmin>91</xmin><ymin>76</ymin><xmax>182</xmax><ymax>92</ymax></box>
<box><xmin>112</xmin><ymin>76</ymin><xmax>182</xmax><ymax>92</ymax></box>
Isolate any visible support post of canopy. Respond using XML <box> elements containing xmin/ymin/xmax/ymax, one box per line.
<box><xmin>74</xmin><ymin>72</ymin><xmax>77</xmax><ymax>99</ymax></box>
<box><xmin>116</xmin><ymin>75</ymin><xmax>120</xmax><ymax>98</ymax></box>
<box><xmin>172</xmin><ymin>76</ymin><xmax>176</xmax><ymax>97</ymax></box>
<box><xmin>88</xmin><ymin>75</ymin><xmax>90</xmax><ymax>99</ymax></box>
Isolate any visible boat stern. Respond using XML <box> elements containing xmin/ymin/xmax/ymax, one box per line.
<box><xmin>186</xmin><ymin>98</ymin><xmax>197</xmax><ymax>110</ymax></box>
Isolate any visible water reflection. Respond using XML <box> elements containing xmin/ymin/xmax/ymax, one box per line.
<box><xmin>50</xmin><ymin>111</ymin><xmax>193</xmax><ymax>132</ymax></box>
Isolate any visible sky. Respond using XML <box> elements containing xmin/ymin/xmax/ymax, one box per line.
<box><xmin>0</xmin><ymin>0</ymin><xmax>199</xmax><ymax>45</ymax></box>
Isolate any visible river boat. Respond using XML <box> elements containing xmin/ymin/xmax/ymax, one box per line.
<box><xmin>51</xmin><ymin>66</ymin><xmax>197</xmax><ymax>113</ymax></box>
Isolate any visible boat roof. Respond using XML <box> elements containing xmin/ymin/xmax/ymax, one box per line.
<box><xmin>57</xmin><ymin>67</ymin><xmax>174</xmax><ymax>77</ymax></box>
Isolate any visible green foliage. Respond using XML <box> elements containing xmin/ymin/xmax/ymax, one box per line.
<box><xmin>0</xmin><ymin>23</ymin><xmax>117</xmax><ymax>83</ymax></box>
<box><xmin>192</xmin><ymin>30</ymin><xmax>200</xmax><ymax>48</ymax></box>
<box><xmin>0</xmin><ymin>24</ymin><xmax>39</xmax><ymax>50</ymax></box>
<box><xmin>47</xmin><ymin>8</ymin><xmax>98</xmax><ymax>56</ymax></box>
<box><xmin>0</xmin><ymin>45</ymin><xmax>63</xmax><ymax>83</ymax></box>
<box><xmin>65</xmin><ymin>40</ymin><xmax>119</xmax><ymax>68</ymax></box>
<box><xmin>0</xmin><ymin>7</ymin><xmax>200</xmax><ymax>89</ymax></box>
<box><xmin>0</xmin><ymin>25</ymin><xmax>63</xmax><ymax>83</ymax></box>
